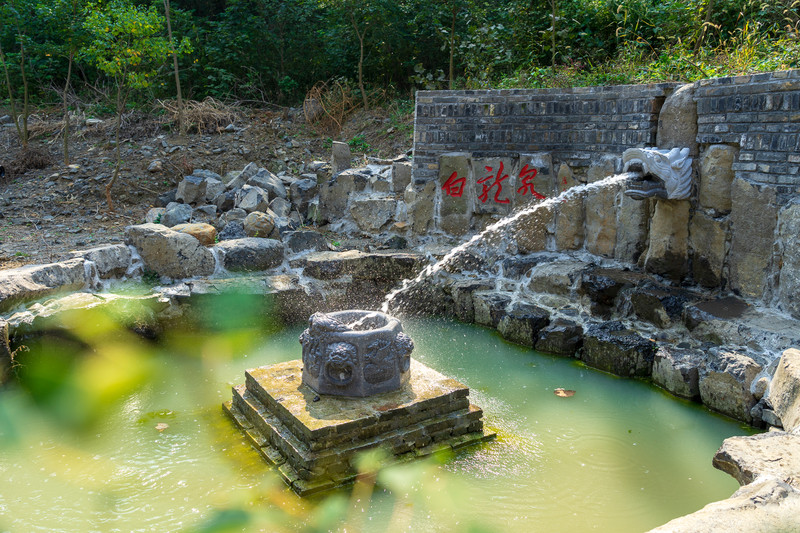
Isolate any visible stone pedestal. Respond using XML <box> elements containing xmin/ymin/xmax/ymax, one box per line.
<box><xmin>224</xmin><ymin>358</ymin><xmax>494</xmax><ymax>496</ymax></box>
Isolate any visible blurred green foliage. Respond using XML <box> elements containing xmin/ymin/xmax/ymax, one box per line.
<box><xmin>0</xmin><ymin>0</ymin><xmax>797</xmax><ymax>110</ymax></box>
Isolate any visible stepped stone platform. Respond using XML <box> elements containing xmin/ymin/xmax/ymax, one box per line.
<box><xmin>224</xmin><ymin>358</ymin><xmax>494</xmax><ymax>495</ymax></box>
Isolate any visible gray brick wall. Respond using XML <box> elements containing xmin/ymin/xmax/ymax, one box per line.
<box><xmin>412</xmin><ymin>84</ymin><xmax>677</xmax><ymax>183</ymax></box>
<box><xmin>695</xmin><ymin>70</ymin><xmax>800</xmax><ymax>187</ymax></box>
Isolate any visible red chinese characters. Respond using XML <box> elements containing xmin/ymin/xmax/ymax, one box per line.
<box><xmin>477</xmin><ymin>162</ymin><xmax>510</xmax><ymax>204</ymax></box>
<box><xmin>441</xmin><ymin>171</ymin><xmax>466</xmax><ymax>197</ymax></box>
<box><xmin>516</xmin><ymin>164</ymin><xmax>546</xmax><ymax>200</ymax></box>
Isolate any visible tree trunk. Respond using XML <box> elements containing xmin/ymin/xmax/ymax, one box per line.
<box><xmin>163</xmin><ymin>0</ymin><xmax>186</xmax><ymax>135</ymax></box>
<box><xmin>0</xmin><ymin>42</ymin><xmax>23</xmax><ymax>146</ymax></box>
<box><xmin>693</xmin><ymin>0</ymin><xmax>715</xmax><ymax>54</ymax></box>
<box><xmin>63</xmin><ymin>50</ymin><xmax>74</xmax><ymax>165</ymax></box>
<box><xmin>350</xmin><ymin>13</ymin><xmax>369</xmax><ymax>110</ymax></box>
<box><xmin>449</xmin><ymin>6</ymin><xmax>456</xmax><ymax>89</ymax></box>
<box><xmin>551</xmin><ymin>0</ymin><xmax>557</xmax><ymax>69</ymax></box>
<box><xmin>18</xmin><ymin>30</ymin><xmax>29</xmax><ymax>149</ymax></box>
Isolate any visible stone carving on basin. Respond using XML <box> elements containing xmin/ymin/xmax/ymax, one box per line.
<box><xmin>622</xmin><ymin>147</ymin><xmax>693</xmax><ymax>200</ymax></box>
<box><xmin>299</xmin><ymin>310</ymin><xmax>414</xmax><ymax>397</ymax></box>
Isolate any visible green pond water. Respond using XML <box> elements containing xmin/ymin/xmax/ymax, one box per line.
<box><xmin>0</xmin><ymin>317</ymin><xmax>752</xmax><ymax>532</ymax></box>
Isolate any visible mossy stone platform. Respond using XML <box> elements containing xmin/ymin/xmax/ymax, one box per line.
<box><xmin>223</xmin><ymin>358</ymin><xmax>494</xmax><ymax>495</ymax></box>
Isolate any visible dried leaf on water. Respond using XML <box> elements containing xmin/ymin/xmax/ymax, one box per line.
<box><xmin>554</xmin><ymin>388</ymin><xmax>576</xmax><ymax>398</ymax></box>
<box><xmin>155</xmin><ymin>423</ymin><xmax>169</xmax><ymax>432</ymax></box>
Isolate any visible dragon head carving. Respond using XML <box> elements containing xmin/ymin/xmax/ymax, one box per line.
<box><xmin>622</xmin><ymin>147</ymin><xmax>693</xmax><ymax>200</ymax></box>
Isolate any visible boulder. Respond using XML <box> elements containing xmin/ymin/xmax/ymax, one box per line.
<box><xmin>472</xmin><ymin>291</ymin><xmax>511</xmax><ymax>328</ymax></box>
<box><xmin>243</xmin><ymin>211</ymin><xmax>276</xmax><ymax>238</ymax></box>
<box><xmin>225</xmin><ymin>162</ymin><xmax>259</xmax><ymax>190</ymax></box>
<box><xmin>215</xmin><ymin>238</ymin><xmax>285</xmax><ymax>272</ymax></box>
<box><xmin>125</xmin><ymin>223</ymin><xmax>215</xmax><ymax>279</ymax></box>
<box><xmin>535</xmin><ymin>319</ymin><xmax>583</xmax><ymax>356</ymax></box>
<box><xmin>689</xmin><ymin>211</ymin><xmax>729</xmax><ymax>288</ymax></box>
<box><xmin>192</xmin><ymin>204</ymin><xmax>217</xmax><ymax>225</ymax></box>
<box><xmin>289</xmin><ymin>178</ymin><xmax>318</xmax><ymax>214</ymax></box>
<box><xmin>729</xmin><ymin>178</ymin><xmax>778</xmax><ymax>299</ymax></box>
<box><xmin>766</xmin><ymin>348</ymin><xmax>800</xmax><ymax>432</ymax></box>
<box><xmin>269</xmin><ymin>197</ymin><xmax>292</xmax><ymax>218</ymax></box>
<box><xmin>528</xmin><ymin>260</ymin><xmax>587</xmax><ymax>296</ymax></box>
<box><xmin>235</xmin><ymin>184</ymin><xmax>271</xmax><ymax>213</ymax></box>
<box><xmin>219</xmin><ymin>207</ymin><xmax>247</xmax><ymax>227</ymax></box>
<box><xmin>699</xmin><ymin>145</ymin><xmax>737</xmax><ymax>215</ymax></box>
<box><xmin>213</xmin><ymin>189</ymin><xmax>236</xmax><ymax>212</ymax></box>
<box><xmin>350</xmin><ymin>196</ymin><xmax>396</xmax><ymax>232</ymax></box>
<box><xmin>69</xmin><ymin>244</ymin><xmax>132</xmax><ymax>279</ymax></box>
<box><xmin>161</xmin><ymin>202</ymin><xmax>192</xmax><ymax>227</ymax></box>
<box><xmin>777</xmin><ymin>202</ymin><xmax>800</xmax><ymax>319</ymax></box>
<box><xmin>652</xmin><ymin>346</ymin><xmax>702</xmax><ymax>400</ymax></box>
<box><xmin>284</xmin><ymin>231</ymin><xmax>330</xmax><ymax>254</ymax></box>
<box><xmin>699</xmin><ymin>349</ymin><xmax>762</xmax><ymax>423</ymax></box>
<box><xmin>248</xmin><ymin>169</ymin><xmax>288</xmax><ymax>199</ymax></box>
<box><xmin>171</xmin><ymin>223</ymin><xmax>217</xmax><ymax>247</ymax></box>
<box><xmin>218</xmin><ymin>221</ymin><xmax>247</xmax><ymax>241</ymax></box>
<box><xmin>176</xmin><ymin>175</ymin><xmax>207</xmax><ymax>204</ymax></box>
<box><xmin>204</xmin><ymin>178</ymin><xmax>225</xmax><ymax>203</ymax></box>
<box><xmin>497</xmin><ymin>303</ymin><xmax>550</xmax><ymax>347</ymax></box>
<box><xmin>581</xmin><ymin>321</ymin><xmax>656</xmax><ymax>377</ymax></box>
<box><xmin>0</xmin><ymin>258</ymin><xmax>89</xmax><ymax>312</ymax></box>
<box><xmin>713</xmin><ymin>431</ymin><xmax>800</xmax><ymax>489</ymax></box>
<box><xmin>656</xmin><ymin>83</ymin><xmax>698</xmax><ymax>155</ymax></box>
<box><xmin>319</xmin><ymin>170</ymin><xmax>369</xmax><ymax>223</ymax></box>
<box><xmin>642</xmin><ymin>199</ymin><xmax>690</xmax><ymax>281</ymax></box>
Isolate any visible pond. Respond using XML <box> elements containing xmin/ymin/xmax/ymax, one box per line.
<box><xmin>0</xmin><ymin>313</ymin><xmax>751</xmax><ymax>532</ymax></box>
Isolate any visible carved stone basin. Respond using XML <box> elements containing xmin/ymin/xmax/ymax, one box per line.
<box><xmin>299</xmin><ymin>310</ymin><xmax>414</xmax><ymax>397</ymax></box>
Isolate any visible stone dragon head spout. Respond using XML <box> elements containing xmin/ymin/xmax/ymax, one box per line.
<box><xmin>622</xmin><ymin>147</ymin><xmax>693</xmax><ymax>200</ymax></box>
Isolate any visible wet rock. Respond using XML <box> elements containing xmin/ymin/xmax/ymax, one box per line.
<box><xmin>614</xmin><ymin>193</ymin><xmax>648</xmax><ymax>263</ymax></box>
<box><xmin>643</xmin><ymin>199</ymin><xmax>690</xmax><ymax>281</ymax></box>
<box><xmin>125</xmin><ymin>223</ymin><xmax>215</xmax><ymax>279</ymax></box>
<box><xmin>497</xmin><ymin>303</ymin><xmax>550</xmax><ymax>347</ymax></box>
<box><xmin>381</xmin><ymin>235</ymin><xmax>407</xmax><ymax>250</ymax></box>
<box><xmin>648</xmin><ymin>477</ymin><xmax>800</xmax><ymax>533</ymax></box>
<box><xmin>162</xmin><ymin>202</ymin><xmax>192</xmax><ymax>227</ymax></box>
<box><xmin>215</xmin><ymin>238</ymin><xmax>285</xmax><ymax>272</ymax></box>
<box><xmin>350</xmin><ymin>196</ymin><xmax>396</xmax><ymax>232</ymax></box>
<box><xmin>0</xmin><ymin>258</ymin><xmax>89</xmax><ymax>312</ymax></box>
<box><xmin>581</xmin><ymin>321</ymin><xmax>656</xmax><ymax>377</ymax></box>
<box><xmin>218</xmin><ymin>221</ymin><xmax>247</xmax><ymax>241</ymax></box>
<box><xmin>554</xmin><ymin>195</ymin><xmax>584</xmax><ymax>251</ymax></box>
<box><xmin>386</xmin><ymin>278</ymin><xmax>453</xmax><ymax>318</ymax></box>
<box><xmin>578</xmin><ymin>267</ymin><xmax>648</xmax><ymax>318</ymax></box>
<box><xmin>319</xmin><ymin>170</ymin><xmax>369</xmax><ymax>223</ymax></box>
<box><xmin>235</xmin><ymin>184</ymin><xmax>271</xmax><ymax>213</ymax></box>
<box><xmin>699</xmin><ymin>145</ymin><xmax>737</xmax><ymax>215</ymax></box>
<box><xmin>766</xmin><ymin>348</ymin><xmax>800</xmax><ymax>432</ymax></box>
<box><xmin>0</xmin><ymin>319</ymin><xmax>11</xmax><ymax>384</ymax></box>
<box><xmin>284</xmin><ymin>231</ymin><xmax>329</xmax><ymax>254</ymax></box>
<box><xmin>528</xmin><ymin>260</ymin><xmax>587</xmax><ymax>296</ymax></box>
<box><xmin>69</xmin><ymin>244</ymin><xmax>132</xmax><ymax>279</ymax></box>
<box><xmin>777</xmin><ymin>201</ymin><xmax>800</xmax><ymax>320</ymax></box>
<box><xmin>699</xmin><ymin>349</ymin><xmax>762</xmax><ymax>423</ymax></box>
<box><xmin>297</xmin><ymin>250</ymin><xmax>423</xmax><ymax>281</ymax></box>
<box><xmin>584</xmin><ymin>182</ymin><xmax>621</xmax><ymax>257</ymax></box>
<box><xmin>473</xmin><ymin>291</ymin><xmax>512</xmax><ymax>328</ymax></box>
<box><xmin>513</xmin><ymin>203</ymin><xmax>555</xmax><ymax>253</ymax></box>
<box><xmin>248</xmin><ymin>169</ymin><xmax>288</xmax><ymax>199</ymax></box>
<box><xmin>729</xmin><ymin>178</ymin><xmax>778</xmax><ymax>299</ymax></box>
<box><xmin>243</xmin><ymin>211</ymin><xmax>277</xmax><ymax>239</ymax></box>
<box><xmin>171</xmin><ymin>223</ymin><xmax>217</xmax><ymax>247</ymax></box>
<box><xmin>689</xmin><ymin>211</ymin><xmax>729</xmax><ymax>288</ymax></box>
<box><xmin>535</xmin><ymin>319</ymin><xmax>583</xmax><ymax>356</ymax></box>
<box><xmin>713</xmin><ymin>431</ymin><xmax>800</xmax><ymax>489</ymax></box>
<box><xmin>652</xmin><ymin>345</ymin><xmax>701</xmax><ymax>400</ymax></box>
<box><xmin>405</xmin><ymin>181</ymin><xmax>437</xmax><ymax>235</ymax></box>
<box><xmin>451</xmin><ymin>280</ymin><xmax>493</xmax><ymax>323</ymax></box>
<box><xmin>629</xmin><ymin>283</ymin><xmax>694</xmax><ymax>328</ymax></box>
<box><xmin>145</xmin><ymin>207</ymin><xmax>165</xmax><ymax>224</ymax></box>
<box><xmin>176</xmin><ymin>175</ymin><xmax>207</xmax><ymax>205</ymax></box>
<box><xmin>392</xmin><ymin>161</ymin><xmax>412</xmax><ymax>194</ymax></box>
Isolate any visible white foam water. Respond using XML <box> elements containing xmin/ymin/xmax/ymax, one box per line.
<box><xmin>381</xmin><ymin>172</ymin><xmax>637</xmax><ymax>313</ymax></box>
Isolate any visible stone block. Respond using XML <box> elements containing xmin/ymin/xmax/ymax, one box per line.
<box><xmin>535</xmin><ymin>319</ymin><xmax>582</xmax><ymax>356</ymax></box>
<box><xmin>527</xmin><ymin>260</ymin><xmax>587</xmax><ymax>296</ymax></box>
<box><xmin>471</xmin><ymin>156</ymin><xmax>515</xmax><ymax>215</ymax></box>
<box><xmin>248</xmin><ymin>169</ymin><xmax>288</xmax><ymax>200</ymax></box>
<box><xmin>392</xmin><ymin>161</ymin><xmax>412</xmax><ymax>194</ymax></box>
<box><xmin>69</xmin><ymin>244</ymin><xmax>132</xmax><ymax>279</ymax></box>
<box><xmin>629</xmin><ymin>284</ymin><xmax>693</xmax><ymax>328</ymax></box>
<box><xmin>513</xmin><ymin>152</ymin><xmax>555</xmax><ymax>206</ymax></box>
<box><xmin>176</xmin><ymin>175</ymin><xmax>207</xmax><ymax>205</ymax></box>
<box><xmin>729</xmin><ymin>178</ymin><xmax>778</xmax><ymax>299</ymax></box>
<box><xmin>290</xmin><ymin>178</ymin><xmax>318</xmax><ymax>214</ymax></box>
<box><xmin>614</xmin><ymin>193</ymin><xmax>648</xmax><ymax>263</ymax></box>
<box><xmin>473</xmin><ymin>291</ymin><xmax>511</xmax><ymax>328</ymax></box>
<box><xmin>451</xmin><ymin>280</ymin><xmax>493</xmax><ymax>323</ymax></box>
<box><xmin>512</xmin><ymin>203</ymin><xmax>554</xmax><ymax>254</ymax></box>
<box><xmin>350</xmin><ymin>195</ymin><xmax>396</xmax><ymax>232</ymax></box>
<box><xmin>643</xmin><ymin>199</ymin><xmax>690</xmax><ymax>281</ymax></box>
<box><xmin>767</xmin><ymin>348</ymin><xmax>800</xmax><ymax>432</ymax></box>
<box><xmin>439</xmin><ymin>152</ymin><xmax>472</xmax><ymax>220</ymax></box>
<box><xmin>689</xmin><ymin>211</ymin><xmax>729</xmax><ymax>288</ymax></box>
<box><xmin>204</xmin><ymin>178</ymin><xmax>225</xmax><ymax>203</ymax></box>
<box><xmin>652</xmin><ymin>346</ymin><xmax>701</xmax><ymax>400</ymax></box>
<box><xmin>497</xmin><ymin>303</ymin><xmax>550</xmax><ymax>347</ymax></box>
<box><xmin>236</xmin><ymin>185</ymin><xmax>271</xmax><ymax>213</ymax></box>
<box><xmin>586</xmin><ymin>155</ymin><xmax>619</xmax><ymax>183</ymax></box>
<box><xmin>406</xmin><ymin>181</ymin><xmax>437</xmax><ymax>235</ymax></box>
<box><xmin>125</xmin><ymin>223</ymin><xmax>215</xmax><ymax>279</ymax></box>
<box><xmin>656</xmin><ymin>83</ymin><xmax>698</xmax><ymax>155</ymax></box>
<box><xmin>581</xmin><ymin>321</ymin><xmax>656</xmax><ymax>378</ymax></box>
<box><xmin>162</xmin><ymin>202</ymin><xmax>192</xmax><ymax>228</ymax></box>
<box><xmin>699</xmin><ymin>349</ymin><xmax>762</xmax><ymax>423</ymax></box>
<box><xmin>554</xmin><ymin>195</ymin><xmax>583</xmax><ymax>251</ymax></box>
<box><xmin>284</xmin><ymin>231</ymin><xmax>330</xmax><ymax>254</ymax></box>
<box><xmin>331</xmin><ymin>141</ymin><xmax>351</xmax><ymax>175</ymax></box>
<box><xmin>777</xmin><ymin>202</ymin><xmax>800</xmax><ymax>319</ymax></box>
<box><xmin>584</xmin><ymin>182</ymin><xmax>620</xmax><ymax>257</ymax></box>
<box><xmin>578</xmin><ymin>266</ymin><xmax>649</xmax><ymax>318</ymax></box>
<box><xmin>0</xmin><ymin>259</ymin><xmax>89</xmax><ymax>312</ymax></box>
<box><xmin>699</xmin><ymin>145</ymin><xmax>737</xmax><ymax>215</ymax></box>
<box><xmin>215</xmin><ymin>238</ymin><xmax>285</xmax><ymax>272</ymax></box>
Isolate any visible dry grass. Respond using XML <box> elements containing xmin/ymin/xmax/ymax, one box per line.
<box><xmin>157</xmin><ymin>97</ymin><xmax>240</xmax><ymax>134</ymax></box>
<box><xmin>6</xmin><ymin>147</ymin><xmax>51</xmax><ymax>178</ymax></box>
<box><xmin>303</xmin><ymin>79</ymin><xmax>359</xmax><ymax>136</ymax></box>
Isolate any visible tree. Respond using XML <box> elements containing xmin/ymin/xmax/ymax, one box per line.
<box><xmin>0</xmin><ymin>0</ymin><xmax>34</xmax><ymax>149</ymax></box>
<box><xmin>163</xmin><ymin>0</ymin><xmax>186</xmax><ymax>135</ymax></box>
<box><xmin>81</xmin><ymin>0</ymin><xmax>185</xmax><ymax>210</ymax></box>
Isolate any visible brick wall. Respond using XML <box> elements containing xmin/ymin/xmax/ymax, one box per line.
<box><xmin>695</xmin><ymin>70</ymin><xmax>800</xmax><ymax>187</ymax></box>
<box><xmin>412</xmin><ymin>84</ymin><xmax>677</xmax><ymax>183</ymax></box>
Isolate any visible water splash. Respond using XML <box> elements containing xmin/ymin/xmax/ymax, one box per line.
<box><xmin>381</xmin><ymin>172</ymin><xmax>637</xmax><ymax>314</ymax></box>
